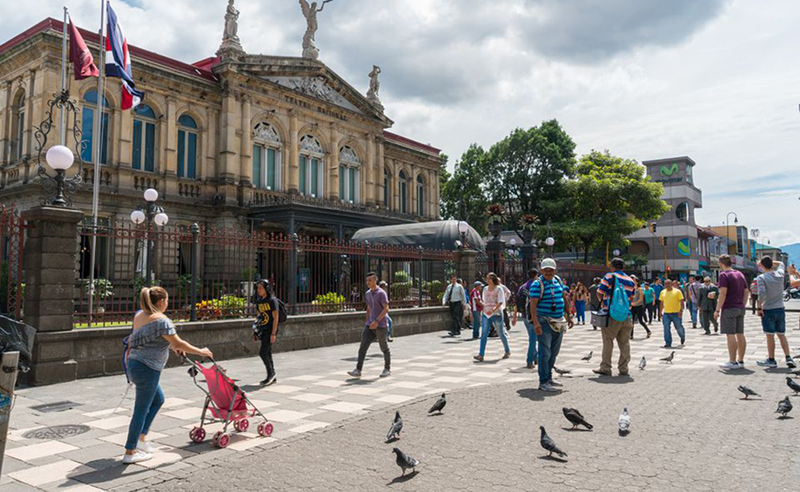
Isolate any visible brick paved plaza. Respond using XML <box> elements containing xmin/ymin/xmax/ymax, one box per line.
<box><xmin>2</xmin><ymin>312</ymin><xmax>799</xmax><ymax>491</ymax></box>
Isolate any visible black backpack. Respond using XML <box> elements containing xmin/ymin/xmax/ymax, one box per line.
<box><xmin>275</xmin><ymin>297</ymin><xmax>288</xmax><ymax>324</ymax></box>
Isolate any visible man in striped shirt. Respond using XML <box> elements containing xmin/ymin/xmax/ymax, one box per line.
<box><xmin>530</xmin><ymin>258</ymin><xmax>573</xmax><ymax>392</ymax></box>
<box><xmin>594</xmin><ymin>257</ymin><xmax>635</xmax><ymax>376</ymax></box>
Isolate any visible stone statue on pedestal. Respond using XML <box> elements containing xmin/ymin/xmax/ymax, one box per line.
<box><xmin>218</xmin><ymin>0</ymin><xmax>243</xmax><ymax>56</ymax></box>
<box><xmin>366</xmin><ymin>65</ymin><xmax>383</xmax><ymax>110</ymax></box>
<box><xmin>299</xmin><ymin>0</ymin><xmax>334</xmax><ymax>60</ymax></box>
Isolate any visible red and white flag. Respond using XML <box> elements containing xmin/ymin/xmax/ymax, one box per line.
<box><xmin>68</xmin><ymin>18</ymin><xmax>99</xmax><ymax>80</ymax></box>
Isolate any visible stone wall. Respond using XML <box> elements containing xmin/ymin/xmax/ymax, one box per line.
<box><xmin>23</xmin><ymin>306</ymin><xmax>449</xmax><ymax>386</ymax></box>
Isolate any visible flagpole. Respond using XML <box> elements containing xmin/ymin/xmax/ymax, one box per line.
<box><xmin>60</xmin><ymin>7</ymin><xmax>68</xmax><ymax>145</ymax></box>
<box><xmin>88</xmin><ymin>0</ymin><xmax>106</xmax><ymax>326</ymax></box>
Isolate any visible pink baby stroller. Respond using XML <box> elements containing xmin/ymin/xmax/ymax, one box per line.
<box><xmin>185</xmin><ymin>357</ymin><xmax>273</xmax><ymax>448</ymax></box>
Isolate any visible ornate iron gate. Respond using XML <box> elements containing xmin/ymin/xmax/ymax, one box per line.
<box><xmin>0</xmin><ymin>205</ymin><xmax>26</xmax><ymax>320</ymax></box>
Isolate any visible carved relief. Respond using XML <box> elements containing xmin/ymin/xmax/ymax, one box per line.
<box><xmin>339</xmin><ymin>145</ymin><xmax>360</xmax><ymax>166</ymax></box>
<box><xmin>253</xmin><ymin>122</ymin><xmax>281</xmax><ymax>144</ymax></box>
<box><xmin>300</xmin><ymin>134</ymin><xmax>323</xmax><ymax>154</ymax></box>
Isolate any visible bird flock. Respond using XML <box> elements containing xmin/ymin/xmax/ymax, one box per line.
<box><xmin>735</xmin><ymin>371</ymin><xmax>800</xmax><ymax>419</ymax></box>
<box><xmin>388</xmin><ymin>393</ymin><xmax>447</xmax><ymax>476</ymax></box>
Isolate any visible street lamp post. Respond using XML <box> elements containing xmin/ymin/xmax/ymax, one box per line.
<box><xmin>613</xmin><ymin>249</ymin><xmax>621</xmax><ymax>257</ymax></box>
<box><xmin>457</xmin><ymin>220</ymin><xmax>469</xmax><ymax>247</ymax></box>
<box><xmin>545</xmin><ymin>237</ymin><xmax>555</xmax><ymax>257</ymax></box>
<box><xmin>130</xmin><ymin>188</ymin><xmax>169</xmax><ymax>286</ymax></box>
<box><xmin>726</xmin><ymin>212</ymin><xmax>738</xmax><ymax>255</ymax></box>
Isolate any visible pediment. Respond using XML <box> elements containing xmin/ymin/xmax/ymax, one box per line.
<box><xmin>261</xmin><ymin>75</ymin><xmax>362</xmax><ymax>113</ymax></box>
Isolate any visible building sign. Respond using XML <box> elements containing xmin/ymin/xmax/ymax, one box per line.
<box><xmin>654</xmin><ymin>163</ymin><xmax>684</xmax><ymax>184</ymax></box>
<box><xmin>677</xmin><ymin>238</ymin><xmax>691</xmax><ymax>256</ymax></box>
<box><xmin>660</xmin><ymin>163</ymin><xmax>679</xmax><ymax>176</ymax></box>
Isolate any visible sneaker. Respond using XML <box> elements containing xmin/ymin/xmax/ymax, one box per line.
<box><xmin>387</xmin><ymin>337</ymin><xmax>394</xmax><ymax>343</ymax></box>
<box><xmin>787</xmin><ymin>357</ymin><xmax>797</xmax><ymax>369</ymax></box>
<box><xmin>661</xmin><ymin>345</ymin><xmax>672</xmax><ymax>349</ymax></box>
<box><xmin>719</xmin><ymin>361</ymin><xmax>740</xmax><ymax>371</ymax></box>
<box><xmin>380</xmin><ymin>368</ymin><xmax>391</xmax><ymax>378</ymax></box>
<box><xmin>538</xmin><ymin>383</ymin><xmax>559</xmax><ymax>392</ymax></box>
<box><xmin>680</xmin><ymin>338</ymin><xmax>685</xmax><ymax>346</ymax></box>
<box><xmin>136</xmin><ymin>440</ymin><xmax>153</xmax><ymax>453</ymax></box>
<box><xmin>756</xmin><ymin>359</ymin><xmax>778</xmax><ymax>368</ymax></box>
<box><xmin>122</xmin><ymin>450</ymin><xmax>152</xmax><ymax>464</ymax></box>
<box><xmin>592</xmin><ymin>368</ymin><xmax>612</xmax><ymax>376</ymax></box>
<box><xmin>502</xmin><ymin>352</ymin><xmax>511</xmax><ymax>359</ymax></box>
<box><xmin>526</xmin><ymin>363</ymin><xmax>534</xmax><ymax>369</ymax></box>
<box><xmin>738</xmin><ymin>361</ymin><xmax>745</xmax><ymax>367</ymax></box>
<box><xmin>549</xmin><ymin>380</ymin><xmax>563</xmax><ymax>387</ymax></box>
<box><xmin>347</xmin><ymin>369</ymin><xmax>361</xmax><ymax>379</ymax></box>
<box><xmin>473</xmin><ymin>355</ymin><xmax>484</xmax><ymax>362</ymax></box>
<box><xmin>260</xmin><ymin>375</ymin><xmax>277</xmax><ymax>386</ymax></box>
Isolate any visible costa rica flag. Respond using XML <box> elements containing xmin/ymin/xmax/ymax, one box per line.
<box><xmin>105</xmin><ymin>2</ymin><xmax>144</xmax><ymax>110</ymax></box>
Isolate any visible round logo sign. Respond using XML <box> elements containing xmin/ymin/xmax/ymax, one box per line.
<box><xmin>677</xmin><ymin>238</ymin><xmax>691</xmax><ymax>256</ymax></box>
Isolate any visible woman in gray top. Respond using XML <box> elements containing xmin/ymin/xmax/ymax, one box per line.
<box><xmin>123</xmin><ymin>287</ymin><xmax>213</xmax><ymax>464</ymax></box>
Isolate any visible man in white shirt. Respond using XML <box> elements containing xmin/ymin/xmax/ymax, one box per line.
<box><xmin>443</xmin><ymin>275</ymin><xmax>468</xmax><ymax>336</ymax></box>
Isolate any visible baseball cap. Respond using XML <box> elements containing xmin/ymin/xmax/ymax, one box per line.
<box><xmin>540</xmin><ymin>258</ymin><xmax>557</xmax><ymax>270</ymax></box>
<box><xmin>474</xmin><ymin>281</ymin><xmax>483</xmax><ymax>286</ymax></box>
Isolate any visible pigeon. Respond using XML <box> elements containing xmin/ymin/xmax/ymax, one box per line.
<box><xmin>428</xmin><ymin>393</ymin><xmax>446</xmax><ymax>415</ymax></box>
<box><xmin>581</xmin><ymin>351</ymin><xmax>593</xmax><ymax>362</ymax></box>
<box><xmin>737</xmin><ymin>385</ymin><xmax>760</xmax><ymax>400</ymax></box>
<box><xmin>553</xmin><ymin>366</ymin><xmax>572</xmax><ymax>376</ymax></box>
<box><xmin>392</xmin><ymin>448</ymin><xmax>419</xmax><ymax>476</ymax></box>
<box><xmin>638</xmin><ymin>356</ymin><xmax>646</xmax><ymax>370</ymax></box>
<box><xmin>386</xmin><ymin>411</ymin><xmax>403</xmax><ymax>442</ymax></box>
<box><xmin>618</xmin><ymin>407</ymin><xmax>631</xmax><ymax>434</ymax></box>
<box><xmin>660</xmin><ymin>351</ymin><xmax>675</xmax><ymax>364</ymax></box>
<box><xmin>787</xmin><ymin>377</ymin><xmax>800</xmax><ymax>396</ymax></box>
<box><xmin>562</xmin><ymin>407</ymin><xmax>593</xmax><ymax>430</ymax></box>
<box><xmin>776</xmin><ymin>396</ymin><xmax>793</xmax><ymax>418</ymax></box>
<box><xmin>539</xmin><ymin>426</ymin><xmax>567</xmax><ymax>458</ymax></box>
<box><xmin>791</xmin><ymin>370</ymin><xmax>800</xmax><ymax>377</ymax></box>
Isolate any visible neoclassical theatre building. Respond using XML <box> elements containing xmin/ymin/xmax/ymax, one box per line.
<box><xmin>0</xmin><ymin>10</ymin><xmax>442</xmax><ymax>242</ymax></box>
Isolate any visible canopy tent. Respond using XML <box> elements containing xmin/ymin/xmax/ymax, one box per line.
<box><xmin>350</xmin><ymin>220</ymin><xmax>485</xmax><ymax>251</ymax></box>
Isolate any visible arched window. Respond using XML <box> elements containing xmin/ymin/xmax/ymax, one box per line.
<box><xmin>177</xmin><ymin>114</ymin><xmax>198</xmax><ymax>179</ymax></box>
<box><xmin>81</xmin><ymin>91</ymin><xmax>110</xmax><ymax>164</ymax></box>
<box><xmin>253</xmin><ymin>122</ymin><xmax>282</xmax><ymax>190</ymax></box>
<box><xmin>383</xmin><ymin>168</ymin><xmax>391</xmax><ymax>208</ymax></box>
<box><xmin>11</xmin><ymin>91</ymin><xmax>25</xmax><ymax>161</ymax></box>
<box><xmin>299</xmin><ymin>134</ymin><xmax>324</xmax><ymax>197</ymax></box>
<box><xmin>416</xmin><ymin>174</ymin><xmax>425</xmax><ymax>216</ymax></box>
<box><xmin>399</xmin><ymin>171</ymin><xmax>408</xmax><ymax>214</ymax></box>
<box><xmin>132</xmin><ymin>104</ymin><xmax>156</xmax><ymax>172</ymax></box>
<box><xmin>338</xmin><ymin>145</ymin><xmax>360</xmax><ymax>203</ymax></box>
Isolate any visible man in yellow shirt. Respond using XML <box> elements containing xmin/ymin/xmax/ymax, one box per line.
<box><xmin>659</xmin><ymin>279</ymin><xmax>686</xmax><ymax>348</ymax></box>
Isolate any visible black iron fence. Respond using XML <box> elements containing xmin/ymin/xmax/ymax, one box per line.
<box><xmin>0</xmin><ymin>205</ymin><xmax>26</xmax><ymax>320</ymax></box>
<box><xmin>75</xmin><ymin>220</ymin><xmax>456</xmax><ymax>327</ymax></box>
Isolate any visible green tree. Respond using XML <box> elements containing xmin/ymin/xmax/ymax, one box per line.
<box><xmin>440</xmin><ymin>144</ymin><xmax>490</xmax><ymax>235</ymax></box>
<box><xmin>556</xmin><ymin>150</ymin><xmax>670</xmax><ymax>264</ymax></box>
<box><xmin>485</xmin><ymin>120</ymin><xmax>576</xmax><ymax>239</ymax></box>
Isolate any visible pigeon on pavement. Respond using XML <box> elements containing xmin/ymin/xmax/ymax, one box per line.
<box><xmin>638</xmin><ymin>356</ymin><xmax>646</xmax><ymax>370</ymax></box>
<box><xmin>618</xmin><ymin>407</ymin><xmax>631</xmax><ymax>434</ymax></box>
<box><xmin>562</xmin><ymin>407</ymin><xmax>593</xmax><ymax>430</ymax></box>
<box><xmin>386</xmin><ymin>411</ymin><xmax>403</xmax><ymax>442</ymax></box>
<box><xmin>737</xmin><ymin>385</ymin><xmax>760</xmax><ymax>400</ymax></box>
<box><xmin>539</xmin><ymin>426</ymin><xmax>567</xmax><ymax>458</ymax></box>
<box><xmin>581</xmin><ymin>351</ymin><xmax>593</xmax><ymax>362</ymax></box>
<box><xmin>776</xmin><ymin>396</ymin><xmax>793</xmax><ymax>418</ymax></box>
<box><xmin>786</xmin><ymin>377</ymin><xmax>800</xmax><ymax>396</ymax></box>
<box><xmin>392</xmin><ymin>448</ymin><xmax>419</xmax><ymax>476</ymax></box>
<box><xmin>428</xmin><ymin>393</ymin><xmax>446</xmax><ymax>415</ymax></box>
<box><xmin>660</xmin><ymin>351</ymin><xmax>675</xmax><ymax>364</ymax></box>
<box><xmin>553</xmin><ymin>367</ymin><xmax>571</xmax><ymax>376</ymax></box>
<box><xmin>791</xmin><ymin>370</ymin><xmax>800</xmax><ymax>377</ymax></box>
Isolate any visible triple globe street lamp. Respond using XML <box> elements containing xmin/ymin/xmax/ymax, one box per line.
<box><xmin>130</xmin><ymin>188</ymin><xmax>169</xmax><ymax>286</ymax></box>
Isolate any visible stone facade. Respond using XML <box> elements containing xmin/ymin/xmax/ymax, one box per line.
<box><xmin>0</xmin><ymin>17</ymin><xmax>441</xmax><ymax>241</ymax></box>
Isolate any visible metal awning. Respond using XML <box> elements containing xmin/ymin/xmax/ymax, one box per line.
<box><xmin>351</xmin><ymin>220</ymin><xmax>485</xmax><ymax>251</ymax></box>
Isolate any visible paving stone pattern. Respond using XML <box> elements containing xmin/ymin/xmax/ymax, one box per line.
<box><xmin>2</xmin><ymin>313</ymin><xmax>800</xmax><ymax>491</ymax></box>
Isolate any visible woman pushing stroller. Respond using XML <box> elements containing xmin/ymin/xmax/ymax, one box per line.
<box><xmin>253</xmin><ymin>280</ymin><xmax>279</xmax><ymax>386</ymax></box>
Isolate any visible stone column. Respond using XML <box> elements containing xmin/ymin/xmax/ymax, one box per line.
<box><xmin>23</xmin><ymin>206</ymin><xmax>84</xmax><ymax>384</ymax></box>
<box><xmin>365</xmin><ymin>135</ymin><xmax>375</xmax><ymax>206</ymax></box>
<box><xmin>376</xmin><ymin>137</ymin><xmax>385</xmax><ymax>206</ymax></box>
<box><xmin>458</xmin><ymin>249</ymin><xmax>478</xmax><ymax>284</ymax></box>
<box><xmin>0</xmin><ymin>81</ymin><xmax>11</xmax><ymax>165</ymax></box>
<box><xmin>328</xmin><ymin>124</ymin><xmax>339</xmax><ymax>200</ymax></box>
<box><xmin>239</xmin><ymin>95</ymin><xmax>252</xmax><ymax>187</ymax></box>
<box><xmin>164</xmin><ymin>97</ymin><xmax>178</xmax><ymax>176</ymax></box>
<box><xmin>287</xmin><ymin>112</ymin><xmax>299</xmax><ymax>193</ymax></box>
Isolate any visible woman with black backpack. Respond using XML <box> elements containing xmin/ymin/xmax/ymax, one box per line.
<box><xmin>253</xmin><ymin>280</ymin><xmax>279</xmax><ymax>386</ymax></box>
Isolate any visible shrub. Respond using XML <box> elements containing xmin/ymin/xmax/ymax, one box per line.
<box><xmin>195</xmin><ymin>295</ymin><xmax>248</xmax><ymax>320</ymax></box>
<box><xmin>312</xmin><ymin>292</ymin><xmax>346</xmax><ymax>313</ymax></box>
<box><xmin>425</xmin><ymin>280</ymin><xmax>445</xmax><ymax>301</ymax></box>
<box><xmin>391</xmin><ymin>281</ymin><xmax>412</xmax><ymax>299</ymax></box>
<box><xmin>393</xmin><ymin>270</ymin><xmax>410</xmax><ymax>283</ymax></box>
<box><xmin>84</xmin><ymin>279</ymin><xmax>114</xmax><ymax>301</ymax></box>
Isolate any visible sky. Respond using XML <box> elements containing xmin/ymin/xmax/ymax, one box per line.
<box><xmin>2</xmin><ymin>0</ymin><xmax>799</xmax><ymax>245</ymax></box>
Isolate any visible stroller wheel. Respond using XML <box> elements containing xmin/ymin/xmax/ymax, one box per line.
<box><xmin>258</xmin><ymin>422</ymin><xmax>274</xmax><ymax>437</ymax></box>
<box><xmin>189</xmin><ymin>427</ymin><xmax>206</xmax><ymax>443</ymax></box>
<box><xmin>217</xmin><ymin>432</ymin><xmax>231</xmax><ymax>448</ymax></box>
<box><xmin>235</xmin><ymin>419</ymin><xmax>249</xmax><ymax>432</ymax></box>
<box><xmin>212</xmin><ymin>431</ymin><xmax>222</xmax><ymax>446</ymax></box>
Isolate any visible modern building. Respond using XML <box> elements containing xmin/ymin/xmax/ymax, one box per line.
<box><xmin>709</xmin><ymin>225</ymin><xmax>758</xmax><ymax>276</ymax></box>
<box><xmin>0</xmin><ymin>7</ymin><xmax>442</xmax><ymax>246</ymax></box>
<box><xmin>627</xmin><ymin>156</ymin><xmax>703</xmax><ymax>279</ymax></box>
<box><xmin>754</xmin><ymin>242</ymin><xmax>788</xmax><ymax>265</ymax></box>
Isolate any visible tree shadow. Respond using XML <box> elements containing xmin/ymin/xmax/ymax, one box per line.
<box><xmin>388</xmin><ymin>470</ymin><xmax>419</xmax><ymax>484</ymax></box>
<box><xmin>538</xmin><ymin>455</ymin><xmax>568</xmax><ymax>463</ymax></box>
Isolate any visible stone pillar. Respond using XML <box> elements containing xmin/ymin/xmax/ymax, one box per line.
<box><xmin>365</xmin><ymin>135</ymin><xmax>375</xmax><ymax>206</ymax></box>
<box><xmin>458</xmin><ymin>249</ymin><xmax>478</xmax><ymax>283</ymax></box>
<box><xmin>0</xmin><ymin>81</ymin><xmax>11</xmax><ymax>165</ymax></box>
<box><xmin>164</xmin><ymin>97</ymin><xmax>178</xmax><ymax>176</ymax></box>
<box><xmin>376</xmin><ymin>137</ymin><xmax>385</xmax><ymax>206</ymax></box>
<box><xmin>328</xmin><ymin>124</ymin><xmax>339</xmax><ymax>200</ymax></box>
<box><xmin>239</xmin><ymin>96</ymin><xmax>252</xmax><ymax>187</ymax></box>
<box><xmin>287</xmin><ymin>112</ymin><xmax>299</xmax><ymax>193</ymax></box>
<box><xmin>23</xmin><ymin>206</ymin><xmax>84</xmax><ymax>385</ymax></box>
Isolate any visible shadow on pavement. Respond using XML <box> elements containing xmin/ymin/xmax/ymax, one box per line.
<box><xmin>718</xmin><ymin>369</ymin><xmax>756</xmax><ymax>376</ymax></box>
<box><xmin>538</xmin><ymin>455</ymin><xmax>568</xmax><ymax>463</ymax></box>
<box><xmin>765</xmin><ymin>367</ymin><xmax>792</xmax><ymax>374</ymax></box>
<box><xmin>588</xmin><ymin>376</ymin><xmax>634</xmax><ymax>384</ymax></box>
<box><xmin>388</xmin><ymin>470</ymin><xmax>419</xmax><ymax>484</ymax></box>
<box><xmin>516</xmin><ymin>388</ymin><xmax>561</xmax><ymax>401</ymax></box>
<box><xmin>561</xmin><ymin>427</ymin><xmax>592</xmax><ymax>432</ymax></box>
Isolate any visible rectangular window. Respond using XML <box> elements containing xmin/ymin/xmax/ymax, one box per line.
<box><xmin>384</xmin><ymin>175</ymin><xmax>388</xmax><ymax>206</ymax></box>
<box><xmin>266</xmin><ymin>148</ymin><xmax>276</xmax><ymax>190</ymax></box>
<box><xmin>339</xmin><ymin>166</ymin><xmax>345</xmax><ymax>199</ymax></box>
<box><xmin>187</xmin><ymin>133</ymin><xmax>197</xmax><ymax>179</ymax></box>
<box><xmin>144</xmin><ymin>122</ymin><xmax>155</xmax><ymax>172</ymax></box>
<box><xmin>81</xmin><ymin>108</ymin><xmax>94</xmax><ymax>163</ymax></box>
<box><xmin>299</xmin><ymin>156</ymin><xmax>307</xmax><ymax>195</ymax></box>
<box><xmin>418</xmin><ymin>185</ymin><xmax>424</xmax><ymax>216</ymax></box>
<box><xmin>15</xmin><ymin>110</ymin><xmax>24</xmax><ymax>160</ymax></box>
<box><xmin>348</xmin><ymin>168</ymin><xmax>356</xmax><ymax>202</ymax></box>
<box><xmin>253</xmin><ymin>144</ymin><xmax>262</xmax><ymax>188</ymax></box>
<box><xmin>310</xmin><ymin>158</ymin><xmax>319</xmax><ymax>197</ymax></box>
<box><xmin>177</xmin><ymin>129</ymin><xmax>185</xmax><ymax>178</ymax></box>
<box><xmin>132</xmin><ymin>120</ymin><xmax>142</xmax><ymax>170</ymax></box>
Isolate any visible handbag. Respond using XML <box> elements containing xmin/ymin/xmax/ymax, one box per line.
<box><xmin>591</xmin><ymin>309</ymin><xmax>610</xmax><ymax>328</ymax></box>
<box><xmin>543</xmin><ymin>316</ymin><xmax>568</xmax><ymax>333</ymax></box>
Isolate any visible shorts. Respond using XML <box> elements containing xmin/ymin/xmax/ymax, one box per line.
<box><xmin>761</xmin><ymin>308</ymin><xmax>786</xmax><ymax>335</ymax></box>
<box><xmin>720</xmin><ymin>308</ymin><xmax>745</xmax><ymax>335</ymax></box>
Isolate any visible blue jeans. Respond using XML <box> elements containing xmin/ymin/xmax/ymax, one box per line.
<box><xmin>479</xmin><ymin>314</ymin><xmax>509</xmax><ymax>356</ymax></box>
<box><xmin>472</xmin><ymin>310</ymin><xmax>481</xmax><ymax>338</ymax></box>
<box><xmin>537</xmin><ymin>316</ymin><xmax>563</xmax><ymax>385</ymax></box>
<box><xmin>386</xmin><ymin>316</ymin><xmax>393</xmax><ymax>338</ymax></box>
<box><xmin>662</xmin><ymin>312</ymin><xmax>686</xmax><ymax>347</ymax></box>
<box><xmin>688</xmin><ymin>301</ymin><xmax>698</xmax><ymax>326</ymax></box>
<box><xmin>125</xmin><ymin>359</ymin><xmax>165</xmax><ymax>450</ymax></box>
<box><xmin>523</xmin><ymin>318</ymin><xmax>538</xmax><ymax>366</ymax></box>
<box><xmin>575</xmin><ymin>300</ymin><xmax>586</xmax><ymax>324</ymax></box>
<box><xmin>761</xmin><ymin>308</ymin><xmax>786</xmax><ymax>334</ymax></box>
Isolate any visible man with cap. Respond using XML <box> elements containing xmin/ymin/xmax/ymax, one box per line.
<box><xmin>529</xmin><ymin>258</ymin><xmax>573</xmax><ymax>391</ymax></box>
<box><xmin>594</xmin><ymin>257</ymin><xmax>636</xmax><ymax>376</ymax></box>
<box><xmin>469</xmin><ymin>281</ymin><xmax>484</xmax><ymax>339</ymax></box>
<box><xmin>513</xmin><ymin>268</ymin><xmax>540</xmax><ymax>369</ymax></box>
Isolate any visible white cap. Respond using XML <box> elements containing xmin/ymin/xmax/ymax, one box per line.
<box><xmin>540</xmin><ymin>258</ymin><xmax>557</xmax><ymax>270</ymax></box>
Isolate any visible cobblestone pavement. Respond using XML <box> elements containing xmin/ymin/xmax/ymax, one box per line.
<box><xmin>2</xmin><ymin>312</ymin><xmax>800</xmax><ymax>491</ymax></box>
